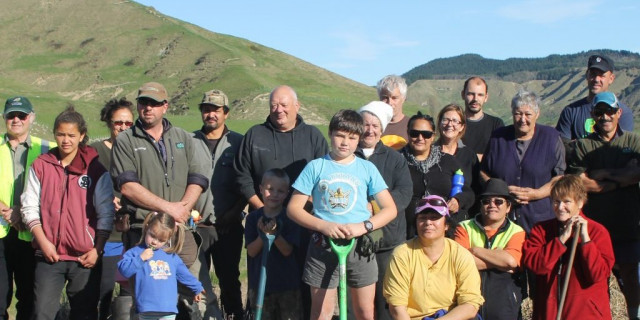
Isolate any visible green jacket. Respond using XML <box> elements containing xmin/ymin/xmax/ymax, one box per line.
<box><xmin>0</xmin><ymin>135</ymin><xmax>54</xmax><ymax>240</ymax></box>
<box><xmin>111</xmin><ymin>118</ymin><xmax>211</xmax><ymax>222</ymax></box>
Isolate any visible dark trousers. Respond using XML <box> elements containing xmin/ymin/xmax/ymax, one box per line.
<box><xmin>98</xmin><ymin>254</ymin><xmax>121</xmax><ymax>320</ymax></box>
<box><xmin>33</xmin><ymin>259</ymin><xmax>101</xmax><ymax>320</ymax></box>
<box><xmin>197</xmin><ymin>222</ymin><xmax>244</xmax><ymax>318</ymax></box>
<box><xmin>1</xmin><ymin>228</ymin><xmax>36</xmax><ymax>320</ymax></box>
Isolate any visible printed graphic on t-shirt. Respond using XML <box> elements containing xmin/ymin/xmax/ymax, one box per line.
<box><xmin>318</xmin><ymin>172</ymin><xmax>361</xmax><ymax>216</ymax></box>
<box><xmin>149</xmin><ymin>260</ymin><xmax>171</xmax><ymax>280</ymax></box>
<box><xmin>584</xmin><ymin>118</ymin><xmax>595</xmax><ymax>137</ymax></box>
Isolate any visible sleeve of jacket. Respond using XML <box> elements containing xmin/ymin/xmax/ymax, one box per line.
<box><xmin>234</xmin><ymin>129</ymin><xmax>258</xmax><ymax>201</ymax></box>
<box><xmin>175</xmin><ymin>256</ymin><xmax>204</xmax><ymax>295</ymax></box>
<box><xmin>186</xmin><ymin>133</ymin><xmax>211</xmax><ymax>191</ymax></box>
<box><xmin>390</xmin><ymin>153</ymin><xmax>413</xmax><ymax>212</ymax></box>
<box><xmin>555</xmin><ymin>106</ymin><xmax>573</xmax><ymax>140</ymax></box>
<box><xmin>310</xmin><ymin>126</ymin><xmax>329</xmax><ymax>158</ymax></box>
<box><xmin>574</xmin><ymin>223</ymin><xmax>615</xmax><ymax>286</ymax></box>
<box><xmin>110</xmin><ymin>134</ymin><xmax>139</xmax><ymax>191</ymax></box>
<box><xmin>117</xmin><ymin>248</ymin><xmax>144</xmax><ymax>279</ymax></box>
<box><xmin>20</xmin><ymin>166</ymin><xmax>42</xmax><ymax>230</ymax></box>
<box><xmin>451</xmin><ymin>157</ymin><xmax>474</xmax><ymax>211</ymax></box>
<box><xmin>93</xmin><ymin>172</ymin><xmax>115</xmax><ymax>233</ymax></box>
<box><xmin>523</xmin><ymin>223</ymin><xmax>567</xmax><ymax>275</ymax></box>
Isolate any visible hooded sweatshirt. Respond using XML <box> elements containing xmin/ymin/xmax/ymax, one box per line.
<box><xmin>234</xmin><ymin>115</ymin><xmax>328</xmax><ymax>201</ymax></box>
<box><xmin>21</xmin><ymin>145</ymin><xmax>114</xmax><ymax>260</ymax></box>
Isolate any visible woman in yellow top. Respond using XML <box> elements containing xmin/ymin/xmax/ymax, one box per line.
<box><xmin>383</xmin><ymin>195</ymin><xmax>484</xmax><ymax>320</ymax></box>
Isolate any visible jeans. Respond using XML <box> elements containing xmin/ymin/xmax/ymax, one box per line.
<box><xmin>33</xmin><ymin>259</ymin><xmax>101</xmax><ymax>320</ymax></box>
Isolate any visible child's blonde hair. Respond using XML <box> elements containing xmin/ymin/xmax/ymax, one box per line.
<box><xmin>138</xmin><ymin>212</ymin><xmax>185</xmax><ymax>254</ymax></box>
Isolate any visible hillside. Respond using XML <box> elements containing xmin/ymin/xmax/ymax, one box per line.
<box><xmin>0</xmin><ymin>0</ymin><xmax>377</xmax><ymax>138</ymax></box>
<box><xmin>403</xmin><ymin>51</ymin><xmax>640</xmax><ymax>128</ymax></box>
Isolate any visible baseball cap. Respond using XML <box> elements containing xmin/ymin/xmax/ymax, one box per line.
<box><xmin>137</xmin><ymin>82</ymin><xmax>168</xmax><ymax>102</ymax></box>
<box><xmin>588</xmin><ymin>55</ymin><xmax>614</xmax><ymax>73</ymax></box>
<box><xmin>592</xmin><ymin>92</ymin><xmax>619</xmax><ymax>109</ymax></box>
<box><xmin>200</xmin><ymin>90</ymin><xmax>228</xmax><ymax>107</ymax></box>
<box><xmin>415</xmin><ymin>195</ymin><xmax>449</xmax><ymax>216</ymax></box>
<box><xmin>4</xmin><ymin>96</ymin><xmax>33</xmax><ymax>115</ymax></box>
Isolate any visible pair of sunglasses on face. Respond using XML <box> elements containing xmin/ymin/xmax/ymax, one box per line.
<box><xmin>408</xmin><ymin>129</ymin><xmax>434</xmax><ymax>139</ymax></box>
<box><xmin>480</xmin><ymin>198</ymin><xmax>506</xmax><ymax>206</ymax></box>
<box><xmin>112</xmin><ymin>120</ymin><xmax>134</xmax><ymax>127</ymax></box>
<box><xmin>5</xmin><ymin>112</ymin><xmax>28</xmax><ymax>120</ymax></box>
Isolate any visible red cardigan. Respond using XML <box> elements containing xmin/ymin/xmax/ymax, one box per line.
<box><xmin>523</xmin><ymin>213</ymin><xmax>614</xmax><ymax>320</ymax></box>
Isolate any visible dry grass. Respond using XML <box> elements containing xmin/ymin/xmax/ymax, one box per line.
<box><xmin>520</xmin><ymin>273</ymin><xmax>628</xmax><ymax>320</ymax></box>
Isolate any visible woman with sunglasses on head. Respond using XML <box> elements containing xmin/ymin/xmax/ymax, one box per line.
<box><xmin>383</xmin><ymin>195</ymin><xmax>484</xmax><ymax>320</ymax></box>
<box><xmin>481</xmin><ymin>90</ymin><xmax>565</xmax><ymax>233</ymax></box>
<box><xmin>401</xmin><ymin>112</ymin><xmax>474</xmax><ymax>238</ymax></box>
<box><xmin>90</xmin><ymin>98</ymin><xmax>135</xmax><ymax>320</ymax></box>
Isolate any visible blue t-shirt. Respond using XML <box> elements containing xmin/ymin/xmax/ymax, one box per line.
<box><xmin>117</xmin><ymin>244</ymin><xmax>203</xmax><ymax>314</ymax></box>
<box><xmin>245</xmin><ymin>208</ymin><xmax>300</xmax><ymax>294</ymax></box>
<box><xmin>292</xmin><ymin>154</ymin><xmax>388</xmax><ymax>224</ymax></box>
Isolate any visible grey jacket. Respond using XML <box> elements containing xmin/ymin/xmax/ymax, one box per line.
<box><xmin>111</xmin><ymin>118</ymin><xmax>211</xmax><ymax>222</ymax></box>
<box><xmin>193</xmin><ymin>127</ymin><xmax>246</xmax><ymax>225</ymax></box>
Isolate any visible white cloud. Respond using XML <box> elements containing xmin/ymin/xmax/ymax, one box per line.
<box><xmin>330</xmin><ymin>31</ymin><xmax>420</xmax><ymax>62</ymax></box>
<box><xmin>498</xmin><ymin>0</ymin><xmax>600</xmax><ymax>24</ymax></box>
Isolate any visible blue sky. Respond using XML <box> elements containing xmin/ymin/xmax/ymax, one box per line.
<box><xmin>136</xmin><ymin>0</ymin><xmax>639</xmax><ymax>86</ymax></box>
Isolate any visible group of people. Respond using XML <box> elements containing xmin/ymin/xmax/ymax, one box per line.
<box><xmin>0</xmin><ymin>53</ymin><xmax>637</xmax><ymax>320</ymax></box>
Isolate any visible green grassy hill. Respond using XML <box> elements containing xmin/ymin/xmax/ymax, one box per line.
<box><xmin>0</xmin><ymin>0</ymin><xmax>377</xmax><ymax>139</ymax></box>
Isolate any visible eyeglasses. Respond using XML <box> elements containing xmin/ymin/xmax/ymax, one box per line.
<box><xmin>592</xmin><ymin>106</ymin><xmax>618</xmax><ymax>117</ymax></box>
<box><xmin>137</xmin><ymin>98</ymin><xmax>165</xmax><ymax>107</ymax></box>
<box><xmin>440</xmin><ymin>118</ymin><xmax>462</xmax><ymax>126</ymax></box>
<box><xmin>5</xmin><ymin>112</ymin><xmax>28</xmax><ymax>121</ymax></box>
<box><xmin>408</xmin><ymin>129</ymin><xmax>434</xmax><ymax>139</ymax></box>
<box><xmin>415</xmin><ymin>196</ymin><xmax>449</xmax><ymax>216</ymax></box>
<box><xmin>112</xmin><ymin>120</ymin><xmax>134</xmax><ymax>127</ymax></box>
<box><xmin>481</xmin><ymin>198</ymin><xmax>506</xmax><ymax>206</ymax></box>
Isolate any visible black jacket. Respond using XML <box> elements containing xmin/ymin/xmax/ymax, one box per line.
<box><xmin>234</xmin><ymin>115</ymin><xmax>328</xmax><ymax>202</ymax></box>
<box><xmin>355</xmin><ymin>142</ymin><xmax>412</xmax><ymax>251</ymax></box>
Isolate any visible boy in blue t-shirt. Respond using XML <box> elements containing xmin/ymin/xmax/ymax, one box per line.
<box><xmin>287</xmin><ymin>109</ymin><xmax>397</xmax><ymax>320</ymax></box>
<box><xmin>246</xmin><ymin>168</ymin><xmax>301</xmax><ymax>319</ymax></box>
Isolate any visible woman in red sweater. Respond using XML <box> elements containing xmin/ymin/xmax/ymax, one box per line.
<box><xmin>523</xmin><ymin>175</ymin><xmax>614</xmax><ymax>319</ymax></box>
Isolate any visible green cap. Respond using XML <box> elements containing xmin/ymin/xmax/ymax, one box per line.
<box><xmin>4</xmin><ymin>96</ymin><xmax>33</xmax><ymax>115</ymax></box>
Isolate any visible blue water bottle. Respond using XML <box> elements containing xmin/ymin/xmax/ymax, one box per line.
<box><xmin>450</xmin><ymin>169</ymin><xmax>464</xmax><ymax>198</ymax></box>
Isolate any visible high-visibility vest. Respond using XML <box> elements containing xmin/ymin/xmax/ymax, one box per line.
<box><xmin>459</xmin><ymin>217</ymin><xmax>523</xmax><ymax>250</ymax></box>
<box><xmin>0</xmin><ymin>135</ymin><xmax>54</xmax><ymax>241</ymax></box>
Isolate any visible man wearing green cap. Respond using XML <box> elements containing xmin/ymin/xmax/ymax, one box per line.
<box><xmin>193</xmin><ymin>89</ymin><xmax>245</xmax><ymax>319</ymax></box>
<box><xmin>0</xmin><ymin>96</ymin><xmax>54</xmax><ymax>320</ymax></box>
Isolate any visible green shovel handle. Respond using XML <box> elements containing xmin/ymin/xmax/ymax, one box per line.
<box><xmin>329</xmin><ymin>238</ymin><xmax>355</xmax><ymax>320</ymax></box>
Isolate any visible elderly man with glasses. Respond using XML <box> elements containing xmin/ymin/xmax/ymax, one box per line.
<box><xmin>0</xmin><ymin>96</ymin><xmax>55</xmax><ymax>320</ymax></box>
<box><xmin>455</xmin><ymin>178</ymin><xmax>525</xmax><ymax>320</ymax></box>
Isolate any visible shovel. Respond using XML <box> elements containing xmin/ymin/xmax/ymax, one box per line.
<box><xmin>329</xmin><ymin>238</ymin><xmax>356</xmax><ymax>320</ymax></box>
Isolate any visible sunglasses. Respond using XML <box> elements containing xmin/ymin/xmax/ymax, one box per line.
<box><xmin>592</xmin><ymin>106</ymin><xmax>618</xmax><ymax>117</ymax></box>
<box><xmin>112</xmin><ymin>120</ymin><xmax>134</xmax><ymax>127</ymax></box>
<box><xmin>137</xmin><ymin>98</ymin><xmax>165</xmax><ymax>107</ymax></box>
<box><xmin>5</xmin><ymin>112</ymin><xmax>28</xmax><ymax>120</ymax></box>
<box><xmin>481</xmin><ymin>198</ymin><xmax>506</xmax><ymax>206</ymax></box>
<box><xmin>415</xmin><ymin>196</ymin><xmax>449</xmax><ymax>216</ymax></box>
<box><xmin>408</xmin><ymin>129</ymin><xmax>434</xmax><ymax>139</ymax></box>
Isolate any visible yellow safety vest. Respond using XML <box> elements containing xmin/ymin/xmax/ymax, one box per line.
<box><xmin>0</xmin><ymin>135</ymin><xmax>54</xmax><ymax>241</ymax></box>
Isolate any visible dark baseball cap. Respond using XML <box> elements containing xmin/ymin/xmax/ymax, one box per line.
<box><xmin>4</xmin><ymin>96</ymin><xmax>33</xmax><ymax>115</ymax></box>
<box><xmin>588</xmin><ymin>55</ymin><xmax>614</xmax><ymax>72</ymax></box>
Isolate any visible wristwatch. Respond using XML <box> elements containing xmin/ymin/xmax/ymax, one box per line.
<box><xmin>363</xmin><ymin>220</ymin><xmax>374</xmax><ymax>234</ymax></box>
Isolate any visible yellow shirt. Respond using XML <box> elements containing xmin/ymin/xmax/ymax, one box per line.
<box><xmin>383</xmin><ymin>238</ymin><xmax>484</xmax><ymax>320</ymax></box>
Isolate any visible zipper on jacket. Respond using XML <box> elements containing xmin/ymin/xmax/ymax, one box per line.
<box><xmin>169</xmin><ymin>137</ymin><xmax>175</xmax><ymax>182</ymax></box>
<box><xmin>85</xmin><ymin>226</ymin><xmax>95</xmax><ymax>245</ymax></box>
